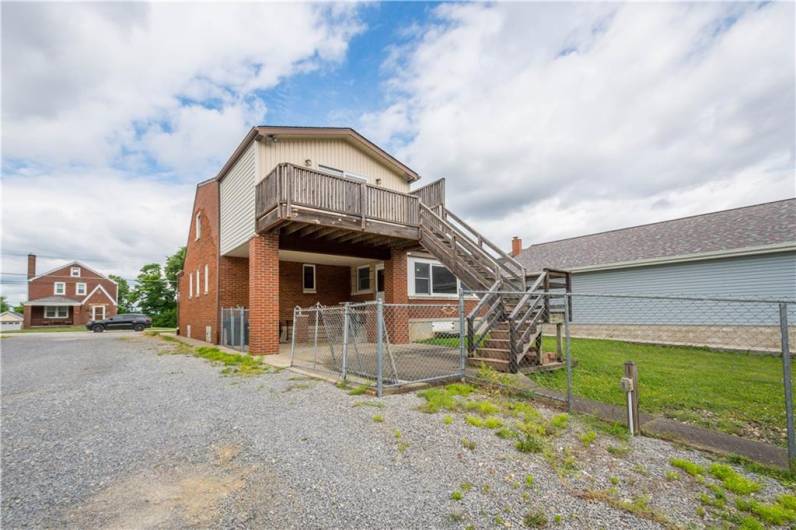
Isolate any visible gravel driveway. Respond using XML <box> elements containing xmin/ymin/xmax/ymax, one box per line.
<box><xmin>1</xmin><ymin>333</ymin><xmax>791</xmax><ymax>529</ymax></box>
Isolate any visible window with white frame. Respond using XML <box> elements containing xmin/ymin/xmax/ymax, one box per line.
<box><xmin>195</xmin><ymin>212</ymin><xmax>201</xmax><ymax>240</ymax></box>
<box><xmin>356</xmin><ymin>265</ymin><xmax>371</xmax><ymax>293</ymax></box>
<box><xmin>53</xmin><ymin>282</ymin><xmax>66</xmax><ymax>295</ymax></box>
<box><xmin>196</xmin><ymin>269</ymin><xmax>200</xmax><ymax>297</ymax></box>
<box><xmin>76</xmin><ymin>282</ymin><xmax>87</xmax><ymax>295</ymax></box>
<box><xmin>188</xmin><ymin>272</ymin><xmax>193</xmax><ymax>299</ymax></box>
<box><xmin>302</xmin><ymin>264</ymin><xmax>316</xmax><ymax>293</ymax></box>
<box><xmin>319</xmin><ymin>164</ymin><xmax>367</xmax><ymax>182</ymax></box>
<box><xmin>409</xmin><ymin>258</ymin><xmax>458</xmax><ymax>297</ymax></box>
<box><xmin>44</xmin><ymin>306</ymin><xmax>69</xmax><ymax>319</ymax></box>
<box><xmin>70</xmin><ymin>266</ymin><xmax>81</xmax><ymax>277</ymax></box>
<box><xmin>204</xmin><ymin>264</ymin><xmax>209</xmax><ymax>294</ymax></box>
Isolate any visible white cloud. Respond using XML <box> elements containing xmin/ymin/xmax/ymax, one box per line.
<box><xmin>365</xmin><ymin>3</ymin><xmax>795</xmax><ymax>248</ymax></box>
<box><xmin>1</xmin><ymin>170</ymin><xmax>195</xmax><ymax>305</ymax></box>
<box><xmin>2</xmin><ymin>2</ymin><xmax>362</xmax><ymax>173</ymax></box>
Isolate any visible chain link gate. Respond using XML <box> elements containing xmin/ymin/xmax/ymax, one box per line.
<box><xmin>290</xmin><ymin>298</ymin><xmax>467</xmax><ymax>396</ymax></box>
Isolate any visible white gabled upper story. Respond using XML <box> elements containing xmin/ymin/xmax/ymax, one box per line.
<box><xmin>218</xmin><ymin>126</ymin><xmax>421</xmax><ymax>256</ymax></box>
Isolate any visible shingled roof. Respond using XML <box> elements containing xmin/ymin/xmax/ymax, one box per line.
<box><xmin>516</xmin><ymin>198</ymin><xmax>796</xmax><ymax>273</ymax></box>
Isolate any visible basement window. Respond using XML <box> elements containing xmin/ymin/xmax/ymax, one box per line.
<box><xmin>302</xmin><ymin>264</ymin><xmax>316</xmax><ymax>294</ymax></box>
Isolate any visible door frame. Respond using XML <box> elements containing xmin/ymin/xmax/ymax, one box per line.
<box><xmin>91</xmin><ymin>305</ymin><xmax>106</xmax><ymax>321</ymax></box>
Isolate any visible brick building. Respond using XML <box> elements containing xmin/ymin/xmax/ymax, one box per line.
<box><xmin>23</xmin><ymin>255</ymin><xmax>118</xmax><ymax>328</ymax></box>
<box><xmin>177</xmin><ymin>126</ymin><xmax>479</xmax><ymax>354</ymax></box>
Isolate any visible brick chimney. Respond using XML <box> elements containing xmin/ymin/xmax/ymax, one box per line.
<box><xmin>27</xmin><ymin>254</ymin><xmax>36</xmax><ymax>279</ymax></box>
<box><xmin>511</xmin><ymin>237</ymin><xmax>522</xmax><ymax>257</ymax></box>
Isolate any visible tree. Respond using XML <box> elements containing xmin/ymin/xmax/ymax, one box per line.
<box><xmin>13</xmin><ymin>303</ymin><xmax>24</xmax><ymax>314</ymax></box>
<box><xmin>109</xmin><ymin>274</ymin><xmax>134</xmax><ymax>313</ymax></box>
<box><xmin>131</xmin><ymin>247</ymin><xmax>185</xmax><ymax>328</ymax></box>
<box><xmin>0</xmin><ymin>296</ymin><xmax>9</xmax><ymax>313</ymax></box>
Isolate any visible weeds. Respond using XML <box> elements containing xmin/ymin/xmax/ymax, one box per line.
<box><xmin>579</xmin><ymin>431</ymin><xmax>597</xmax><ymax>447</ymax></box>
<box><xmin>735</xmin><ymin>497</ymin><xmax>796</xmax><ymax>525</ymax></box>
<box><xmin>443</xmin><ymin>415</ymin><xmax>454</xmax><ymax>425</ymax></box>
<box><xmin>665</xmin><ymin>470</ymin><xmax>680</xmax><ymax>481</ymax></box>
<box><xmin>461</xmin><ymin>437</ymin><xmax>477</xmax><ymax>451</ymax></box>
<box><xmin>708</xmin><ymin>464</ymin><xmax>761</xmax><ymax>495</ymax></box>
<box><xmin>450</xmin><ymin>490</ymin><xmax>463</xmax><ymax>501</ymax></box>
<box><xmin>670</xmin><ymin>458</ymin><xmax>704</xmax><ymax>477</ymax></box>
<box><xmin>525</xmin><ymin>474</ymin><xmax>534</xmax><ymax>488</ymax></box>
<box><xmin>162</xmin><ymin>341</ymin><xmax>269</xmax><ymax>376</ymax></box>
<box><xmin>606</xmin><ymin>444</ymin><xmax>630</xmax><ymax>457</ymax></box>
<box><xmin>349</xmin><ymin>385</ymin><xmax>370</xmax><ymax>396</ymax></box>
<box><xmin>516</xmin><ymin>433</ymin><xmax>545</xmax><ymax>453</ymax></box>
<box><xmin>522</xmin><ymin>510</ymin><xmax>547</xmax><ymax>528</ymax></box>
<box><xmin>372</xmin><ymin>415</ymin><xmax>384</xmax><ymax>423</ymax></box>
<box><xmin>352</xmin><ymin>401</ymin><xmax>385</xmax><ymax>409</ymax></box>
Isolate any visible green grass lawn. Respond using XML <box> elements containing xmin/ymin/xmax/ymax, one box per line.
<box><xmin>531</xmin><ymin>336</ymin><xmax>793</xmax><ymax>447</ymax></box>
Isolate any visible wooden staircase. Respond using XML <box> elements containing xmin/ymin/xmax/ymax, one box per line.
<box><xmin>413</xmin><ymin>183</ymin><xmax>571</xmax><ymax>373</ymax></box>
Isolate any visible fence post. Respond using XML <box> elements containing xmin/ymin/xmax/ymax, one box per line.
<box><xmin>342</xmin><ymin>303</ymin><xmax>350</xmax><ymax>381</ymax></box>
<box><xmin>290</xmin><ymin>306</ymin><xmax>298</xmax><ymax>367</ymax></box>
<box><xmin>313</xmin><ymin>304</ymin><xmax>319</xmax><ymax>370</ymax></box>
<box><xmin>563</xmin><ymin>295</ymin><xmax>573</xmax><ymax>412</ymax></box>
<box><xmin>239</xmin><ymin>307</ymin><xmax>245</xmax><ymax>353</ymax></box>
<box><xmin>376</xmin><ymin>298</ymin><xmax>384</xmax><ymax>398</ymax></box>
<box><xmin>624</xmin><ymin>361</ymin><xmax>640</xmax><ymax>436</ymax></box>
<box><xmin>779</xmin><ymin>302</ymin><xmax>795</xmax><ymax>472</ymax></box>
<box><xmin>458</xmin><ymin>288</ymin><xmax>466</xmax><ymax>377</ymax></box>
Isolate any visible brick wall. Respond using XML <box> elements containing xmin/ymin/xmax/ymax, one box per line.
<box><xmin>248</xmin><ymin>233</ymin><xmax>279</xmax><ymax>355</ymax></box>
<box><xmin>219</xmin><ymin>256</ymin><xmax>249</xmax><ymax>308</ymax></box>
<box><xmin>279</xmin><ymin>261</ymin><xmax>350</xmax><ymax>321</ymax></box>
<box><xmin>178</xmin><ymin>180</ymin><xmax>220</xmax><ymax>342</ymax></box>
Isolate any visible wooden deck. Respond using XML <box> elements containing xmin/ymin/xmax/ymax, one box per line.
<box><xmin>256</xmin><ymin>163</ymin><xmax>428</xmax><ymax>245</ymax></box>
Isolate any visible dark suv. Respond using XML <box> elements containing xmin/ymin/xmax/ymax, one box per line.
<box><xmin>87</xmin><ymin>313</ymin><xmax>152</xmax><ymax>332</ymax></box>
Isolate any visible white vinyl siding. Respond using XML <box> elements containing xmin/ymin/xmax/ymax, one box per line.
<box><xmin>257</xmin><ymin>137</ymin><xmax>409</xmax><ymax>192</ymax></box>
<box><xmin>220</xmin><ymin>141</ymin><xmax>257</xmax><ymax>254</ymax></box>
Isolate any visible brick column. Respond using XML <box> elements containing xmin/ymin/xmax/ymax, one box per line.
<box><xmin>22</xmin><ymin>306</ymin><xmax>32</xmax><ymax>329</ymax></box>
<box><xmin>248</xmin><ymin>233</ymin><xmax>279</xmax><ymax>355</ymax></box>
<box><xmin>384</xmin><ymin>248</ymin><xmax>410</xmax><ymax>343</ymax></box>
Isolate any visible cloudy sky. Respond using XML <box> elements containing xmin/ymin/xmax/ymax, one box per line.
<box><xmin>2</xmin><ymin>2</ymin><xmax>794</xmax><ymax>304</ymax></box>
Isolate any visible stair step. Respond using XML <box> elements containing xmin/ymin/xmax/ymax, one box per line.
<box><xmin>467</xmin><ymin>357</ymin><xmax>510</xmax><ymax>370</ymax></box>
<box><xmin>475</xmin><ymin>347</ymin><xmax>511</xmax><ymax>358</ymax></box>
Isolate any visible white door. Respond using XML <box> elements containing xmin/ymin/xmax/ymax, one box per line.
<box><xmin>92</xmin><ymin>305</ymin><xmax>106</xmax><ymax>320</ymax></box>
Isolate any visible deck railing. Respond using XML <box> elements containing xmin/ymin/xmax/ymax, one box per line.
<box><xmin>256</xmin><ymin>163</ymin><xmax>420</xmax><ymax>227</ymax></box>
<box><xmin>410</xmin><ymin>178</ymin><xmax>445</xmax><ymax>209</ymax></box>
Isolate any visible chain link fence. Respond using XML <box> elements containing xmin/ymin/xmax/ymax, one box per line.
<box><xmin>220</xmin><ymin>307</ymin><xmax>248</xmax><ymax>352</ymax></box>
<box><xmin>290</xmin><ymin>300</ymin><xmax>465</xmax><ymax>394</ymax></box>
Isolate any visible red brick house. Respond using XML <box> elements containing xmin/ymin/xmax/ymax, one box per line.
<box><xmin>23</xmin><ymin>255</ymin><xmax>118</xmax><ymax>328</ymax></box>
<box><xmin>178</xmin><ymin>126</ymin><xmax>557</xmax><ymax>371</ymax></box>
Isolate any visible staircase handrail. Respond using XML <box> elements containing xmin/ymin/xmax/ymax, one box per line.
<box><xmin>508</xmin><ymin>271</ymin><xmax>548</xmax><ymax>320</ymax></box>
<box><xmin>442</xmin><ymin>208</ymin><xmax>527</xmax><ymax>284</ymax></box>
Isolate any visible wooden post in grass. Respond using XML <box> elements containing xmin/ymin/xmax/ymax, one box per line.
<box><xmin>624</xmin><ymin>361</ymin><xmax>640</xmax><ymax>435</ymax></box>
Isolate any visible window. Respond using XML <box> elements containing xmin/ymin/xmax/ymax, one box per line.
<box><xmin>319</xmin><ymin>164</ymin><xmax>367</xmax><ymax>182</ymax></box>
<box><xmin>54</xmin><ymin>282</ymin><xmax>65</xmax><ymax>295</ymax></box>
<box><xmin>410</xmin><ymin>258</ymin><xmax>459</xmax><ymax>297</ymax></box>
<box><xmin>302</xmin><ymin>264</ymin><xmax>316</xmax><ymax>293</ymax></box>
<box><xmin>70</xmin><ymin>266</ymin><xmax>81</xmax><ymax>277</ymax></box>
<box><xmin>196</xmin><ymin>269</ymin><xmax>200</xmax><ymax>297</ymax></box>
<box><xmin>188</xmin><ymin>272</ymin><xmax>193</xmax><ymax>299</ymax></box>
<box><xmin>44</xmin><ymin>306</ymin><xmax>69</xmax><ymax>319</ymax></box>
<box><xmin>204</xmin><ymin>264</ymin><xmax>209</xmax><ymax>294</ymax></box>
<box><xmin>91</xmin><ymin>305</ymin><xmax>105</xmax><ymax>320</ymax></box>
<box><xmin>318</xmin><ymin>164</ymin><xmax>344</xmax><ymax>176</ymax></box>
<box><xmin>195</xmin><ymin>212</ymin><xmax>201</xmax><ymax>240</ymax></box>
<box><xmin>76</xmin><ymin>282</ymin><xmax>87</xmax><ymax>295</ymax></box>
<box><xmin>356</xmin><ymin>265</ymin><xmax>371</xmax><ymax>293</ymax></box>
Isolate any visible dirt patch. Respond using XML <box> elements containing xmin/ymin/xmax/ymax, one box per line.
<box><xmin>66</xmin><ymin>444</ymin><xmax>258</xmax><ymax>528</ymax></box>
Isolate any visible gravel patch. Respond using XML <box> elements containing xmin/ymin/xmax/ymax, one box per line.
<box><xmin>2</xmin><ymin>333</ymin><xmax>792</xmax><ymax>528</ymax></box>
